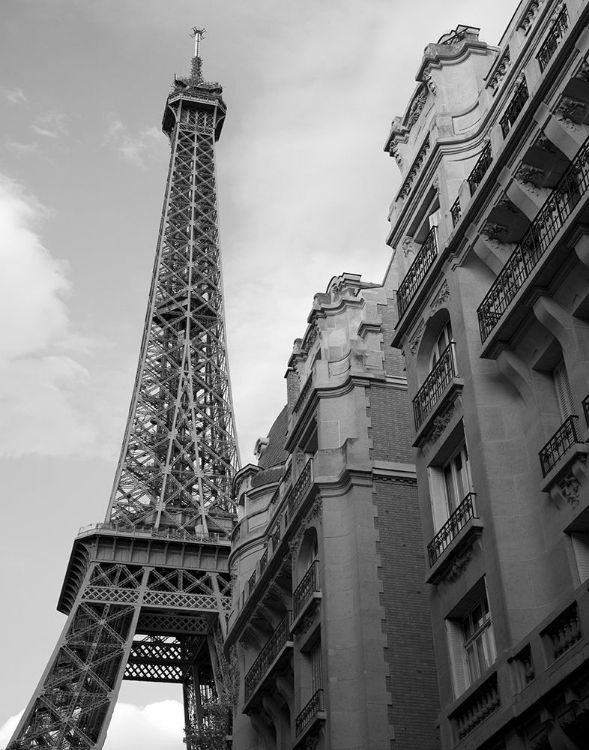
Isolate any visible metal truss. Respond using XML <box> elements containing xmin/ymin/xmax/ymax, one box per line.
<box><xmin>106</xmin><ymin>49</ymin><xmax>239</xmax><ymax>535</ymax></box>
<box><xmin>10</xmin><ymin>46</ymin><xmax>238</xmax><ymax>750</ymax></box>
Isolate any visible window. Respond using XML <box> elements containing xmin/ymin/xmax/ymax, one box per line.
<box><xmin>447</xmin><ymin>582</ymin><xmax>496</xmax><ymax>696</ymax></box>
<box><xmin>430</xmin><ymin>321</ymin><xmax>453</xmax><ymax>370</ymax></box>
<box><xmin>310</xmin><ymin>641</ymin><xmax>323</xmax><ymax>693</ymax></box>
<box><xmin>462</xmin><ymin>595</ymin><xmax>496</xmax><ymax>685</ymax></box>
<box><xmin>429</xmin><ymin>438</ymin><xmax>473</xmax><ymax>531</ymax></box>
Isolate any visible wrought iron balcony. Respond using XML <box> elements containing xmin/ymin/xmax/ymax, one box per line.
<box><xmin>428</xmin><ymin>493</ymin><xmax>477</xmax><ymax>566</ymax></box>
<box><xmin>537</xmin><ymin>5</ymin><xmax>569</xmax><ymax>72</ymax></box>
<box><xmin>244</xmin><ymin>613</ymin><xmax>292</xmax><ymax>702</ymax></box>
<box><xmin>295</xmin><ymin>689</ymin><xmax>325</xmax><ymax>737</ymax></box>
<box><xmin>293</xmin><ymin>560</ymin><xmax>320</xmax><ymax>620</ymax></box>
<box><xmin>288</xmin><ymin>459</ymin><xmax>313</xmax><ymax>516</ymax></box>
<box><xmin>467</xmin><ymin>142</ymin><xmax>493</xmax><ymax>196</ymax></box>
<box><xmin>451</xmin><ymin>197</ymin><xmax>461</xmax><ymax>228</ymax></box>
<box><xmin>539</xmin><ymin>415</ymin><xmax>581</xmax><ymax>477</ymax></box>
<box><xmin>397</xmin><ymin>228</ymin><xmax>438</xmax><ymax>319</ymax></box>
<box><xmin>500</xmin><ymin>78</ymin><xmax>529</xmax><ymax>138</ymax></box>
<box><xmin>413</xmin><ymin>342</ymin><xmax>457</xmax><ymax>430</ymax></box>
<box><xmin>478</xmin><ymin>136</ymin><xmax>589</xmax><ymax>342</ymax></box>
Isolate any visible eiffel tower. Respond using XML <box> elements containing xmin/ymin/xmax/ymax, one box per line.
<box><xmin>8</xmin><ymin>29</ymin><xmax>240</xmax><ymax>750</ymax></box>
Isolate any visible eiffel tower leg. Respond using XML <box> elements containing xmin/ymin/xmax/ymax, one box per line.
<box><xmin>8</xmin><ymin>563</ymin><xmax>146</xmax><ymax>750</ymax></box>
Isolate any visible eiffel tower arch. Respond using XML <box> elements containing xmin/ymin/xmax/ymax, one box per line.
<box><xmin>8</xmin><ymin>33</ymin><xmax>239</xmax><ymax>750</ymax></box>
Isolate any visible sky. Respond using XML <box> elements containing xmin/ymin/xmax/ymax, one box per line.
<box><xmin>0</xmin><ymin>0</ymin><xmax>519</xmax><ymax>747</ymax></box>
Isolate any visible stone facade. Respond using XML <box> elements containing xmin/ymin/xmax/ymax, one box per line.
<box><xmin>226</xmin><ymin>273</ymin><xmax>440</xmax><ymax>749</ymax></box>
<box><xmin>386</xmin><ymin>3</ymin><xmax>589</xmax><ymax>749</ymax></box>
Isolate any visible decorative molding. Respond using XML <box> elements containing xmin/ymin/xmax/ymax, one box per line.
<box><xmin>430</xmin><ymin>280</ymin><xmax>450</xmax><ymax>310</ymax></box>
<box><xmin>408</xmin><ymin>319</ymin><xmax>426</xmax><ymax>356</ymax></box>
<box><xmin>405</xmin><ymin>86</ymin><xmax>428</xmax><ymax>129</ymax></box>
<box><xmin>575</xmin><ymin>59</ymin><xmax>589</xmax><ymax>83</ymax></box>
<box><xmin>534</xmin><ymin>134</ymin><xmax>558</xmax><ymax>154</ymax></box>
<box><xmin>389</xmin><ymin>142</ymin><xmax>403</xmax><ymax>167</ymax></box>
<box><xmin>423</xmin><ymin>67</ymin><xmax>437</xmax><ymax>95</ymax></box>
<box><xmin>399</xmin><ymin>136</ymin><xmax>431</xmax><ymax>200</ymax></box>
<box><xmin>518</xmin><ymin>0</ymin><xmax>542</xmax><ymax>34</ymax></box>
<box><xmin>374</xmin><ymin>475</ymin><xmax>418</xmax><ymax>486</ymax></box>
<box><xmin>444</xmin><ymin>547</ymin><xmax>473</xmax><ymax>582</ymax></box>
<box><xmin>488</xmin><ymin>48</ymin><xmax>511</xmax><ymax>93</ymax></box>
<box><xmin>402</xmin><ymin>236</ymin><xmax>415</xmax><ymax>257</ymax></box>
<box><xmin>515</xmin><ymin>164</ymin><xmax>545</xmax><ymax>193</ymax></box>
<box><xmin>555</xmin><ymin>96</ymin><xmax>584</xmax><ymax>130</ymax></box>
<box><xmin>495</xmin><ymin>195</ymin><xmax>519</xmax><ymax>213</ymax></box>
<box><xmin>425</xmin><ymin>405</ymin><xmax>454</xmax><ymax>444</ymax></box>
<box><xmin>558</xmin><ymin>468</ymin><xmax>581</xmax><ymax>507</ymax></box>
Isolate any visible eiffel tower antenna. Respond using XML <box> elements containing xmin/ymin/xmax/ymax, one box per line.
<box><xmin>8</xmin><ymin>31</ymin><xmax>240</xmax><ymax>750</ymax></box>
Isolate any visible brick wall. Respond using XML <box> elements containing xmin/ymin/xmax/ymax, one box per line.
<box><xmin>374</xmin><ymin>478</ymin><xmax>441</xmax><ymax>750</ymax></box>
<box><xmin>369</xmin><ymin>385</ymin><xmax>415</xmax><ymax>463</ymax></box>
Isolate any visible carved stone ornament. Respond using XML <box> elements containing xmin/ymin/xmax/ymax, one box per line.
<box><xmin>519</xmin><ymin>0</ymin><xmax>542</xmax><ymax>34</ymax></box>
<box><xmin>534</xmin><ymin>134</ymin><xmax>558</xmax><ymax>154</ymax></box>
<box><xmin>389</xmin><ymin>142</ymin><xmax>403</xmax><ymax>168</ymax></box>
<box><xmin>444</xmin><ymin>547</ymin><xmax>472</xmax><ymax>582</ymax></box>
<box><xmin>495</xmin><ymin>195</ymin><xmax>518</xmax><ymax>213</ymax></box>
<box><xmin>302</xmin><ymin>733</ymin><xmax>321</xmax><ymax>750</ymax></box>
<box><xmin>423</xmin><ymin>67</ymin><xmax>437</xmax><ymax>95</ymax></box>
<box><xmin>515</xmin><ymin>164</ymin><xmax>545</xmax><ymax>193</ymax></box>
<box><xmin>406</xmin><ymin>86</ymin><xmax>428</xmax><ymax>130</ymax></box>
<box><xmin>488</xmin><ymin>48</ymin><xmax>511</xmax><ymax>92</ymax></box>
<box><xmin>307</xmin><ymin>496</ymin><xmax>323</xmax><ymax>526</ymax></box>
<box><xmin>555</xmin><ymin>96</ymin><xmax>585</xmax><ymax>130</ymax></box>
<box><xmin>481</xmin><ymin>220</ymin><xmax>508</xmax><ymax>241</ymax></box>
<box><xmin>430</xmin><ymin>280</ymin><xmax>450</xmax><ymax>310</ymax></box>
<box><xmin>402</xmin><ymin>236</ymin><xmax>415</xmax><ymax>257</ymax></box>
<box><xmin>408</xmin><ymin>319</ymin><xmax>426</xmax><ymax>356</ymax></box>
<box><xmin>426</xmin><ymin>405</ymin><xmax>454</xmax><ymax>444</ymax></box>
<box><xmin>399</xmin><ymin>136</ymin><xmax>431</xmax><ymax>200</ymax></box>
<box><xmin>295</xmin><ymin>609</ymin><xmax>318</xmax><ymax>637</ymax></box>
<box><xmin>575</xmin><ymin>60</ymin><xmax>589</xmax><ymax>83</ymax></box>
<box><xmin>558</xmin><ymin>470</ymin><xmax>581</xmax><ymax>507</ymax></box>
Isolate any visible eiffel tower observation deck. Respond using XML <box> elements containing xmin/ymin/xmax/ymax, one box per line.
<box><xmin>8</xmin><ymin>29</ymin><xmax>240</xmax><ymax>750</ymax></box>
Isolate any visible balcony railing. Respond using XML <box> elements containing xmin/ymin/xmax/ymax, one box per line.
<box><xmin>288</xmin><ymin>459</ymin><xmax>313</xmax><ymax>516</ymax></box>
<box><xmin>451</xmin><ymin>197</ymin><xmax>461</xmax><ymax>228</ymax></box>
<box><xmin>293</xmin><ymin>560</ymin><xmax>320</xmax><ymax>620</ymax></box>
<box><xmin>539</xmin><ymin>415</ymin><xmax>581</xmax><ymax>477</ymax></box>
<box><xmin>413</xmin><ymin>342</ymin><xmax>457</xmax><ymax>430</ymax></box>
<box><xmin>244</xmin><ymin>613</ymin><xmax>291</xmax><ymax>702</ymax></box>
<box><xmin>477</xmin><ymin>136</ymin><xmax>589</xmax><ymax>342</ymax></box>
<box><xmin>397</xmin><ymin>228</ymin><xmax>438</xmax><ymax>319</ymax></box>
<box><xmin>428</xmin><ymin>493</ymin><xmax>477</xmax><ymax>566</ymax></box>
<box><xmin>537</xmin><ymin>5</ymin><xmax>569</xmax><ymax>72</ymax></box>
<box><xmin>500</xmin><ymin>78</ymin><xmax>529</xmax><ymax>138</ymax></box>
<box><xmin>295</xmin><ymin>689</ymin><xmax>325</xmax><ymax>737</ymax></box>
<box><xmin>467</xmin><ymin>142</ymin><xmax>493</xmax><ymax>195</ymax></box>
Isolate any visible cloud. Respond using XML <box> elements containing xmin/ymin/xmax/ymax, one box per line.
<box><xmin>0</xmin><ymin>702</ymin><xmax>184</xmax><ymax>750</ymax></box>
<box><xmin>107</xmin><ymin>115</ymin><xmax>167</xmax><ymax>169</ymax></box>
<box><xmin>5</xmin><ymin>139</ymin><xmax>39</xmax><ymax>158</ymax></box>
<box><xmin>0</xmin><ymin>710</ymin><xmax>23</xmax><ymax>749</ymax></box>
<box><xmin>0</xmin><ymin>175</ymin><xmax>95</xmax><ymax>457</ymax></box>
<box><xmin>30</xmin><ymin>111</ymin><xmax>68</xmax><ymax>138</ymax></box>
<box><xmin>1</xmin><ymin>87</ymin><xmax>28</xmax><ymax>105</ymax></box>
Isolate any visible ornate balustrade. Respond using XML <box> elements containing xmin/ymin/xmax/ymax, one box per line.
<box><xmin>451</xmin><ymin>197</ymin><xmax>462</xmax><ymax>228</ymax></box>
<box><xmin>293</xmin><ymin>560</ymin><xmax>320</xmax><ymax>620</ymax></box>
<box><xmin>244</xmin><ymin>613</ymin><xmax>291</xmax><ymax>702</ymax></box>
<box><xmin>539</xmin><ymin>415</ymin><xmax>581</xmax><ymax>477</ymax></box>
<box><xmin>478</xmin><ymin>136</ymin><xmax>589</xmax><ymax>342</ymax></box>
<box><xmin>413</xmin><ymin>342</ymin><xmax>457</xmax><ymax>429</ymax></box>
<box><xmin>288</xmin><ymin>460</ymin><xmax>313</xmax><ymax>516</ymax></box>
<box><xmin>397</xmin><ymin>228</ymin><xmax>438</xmax><ymax>319</ymax></box>
<box><xmin>428</xmin><ymin>493</ymin><xmax>477</xmax><ymax>566</ymax></box>
<box><xmin>500</xmin><ymin>78</ymin><xmax>529</xmax><ymax>138</ymax></box>
<box><xmin>537</xmin><ymin>5</ymin><xmax>569</xmax><ymax>72</ymax></box>
<box><xmin>467</xmin><ymin>142</ymin><xmax>493</xmax><ymax>196</ymax></box>
<box><xmin>295</xmin><ymin>689</ymin><xmax>325</xmax><ymax>737</ymax></box>
<box><xmin>453</xmin><ymin>674</ymin><xmax>500</xmax><ymax>740</ymax></box>
<box><xmin>544</xmin><ymin>604</ymin><xmax>581</xmax><ymax>660</ymax></box>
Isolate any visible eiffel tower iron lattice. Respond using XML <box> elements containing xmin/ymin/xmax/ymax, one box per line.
<box><xmin>9</xmin><ymin>35</ymin><xmax>240</xmax><ymax>750</ymax></box>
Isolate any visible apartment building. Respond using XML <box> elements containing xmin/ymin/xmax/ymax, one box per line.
<box><xmin>226</xmin><ymin>273</ymin><xmax>440</xmax><ymax>750</ymax></box>
<box><xmin>385</xmin><ymin>2</ymin><xmax>589</xmax><ymax>748</ymax></box>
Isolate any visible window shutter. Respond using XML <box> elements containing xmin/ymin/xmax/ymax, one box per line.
<box><xmin>571</xmin><ymin>533</ymin><xmax>589</xmax><ymax>582</ymax></box>
<box><xmin>311</xmin><ymin>641</ymin><xmax>323</xmax><ymax>692</ymax></box>
<box><xmin>553</xmin><ymin>359</ymin><xmax>574</xmax><ymax>419</ymax></box>
<box><xmin>446</xmin><ymin>619</ymin><xmax>468</xmax><ymax>697</ymax></box>
<box><xmin>429</xmin><ymin>467</ymin><xmax>449</xmax><ymax>532</ymax></box>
